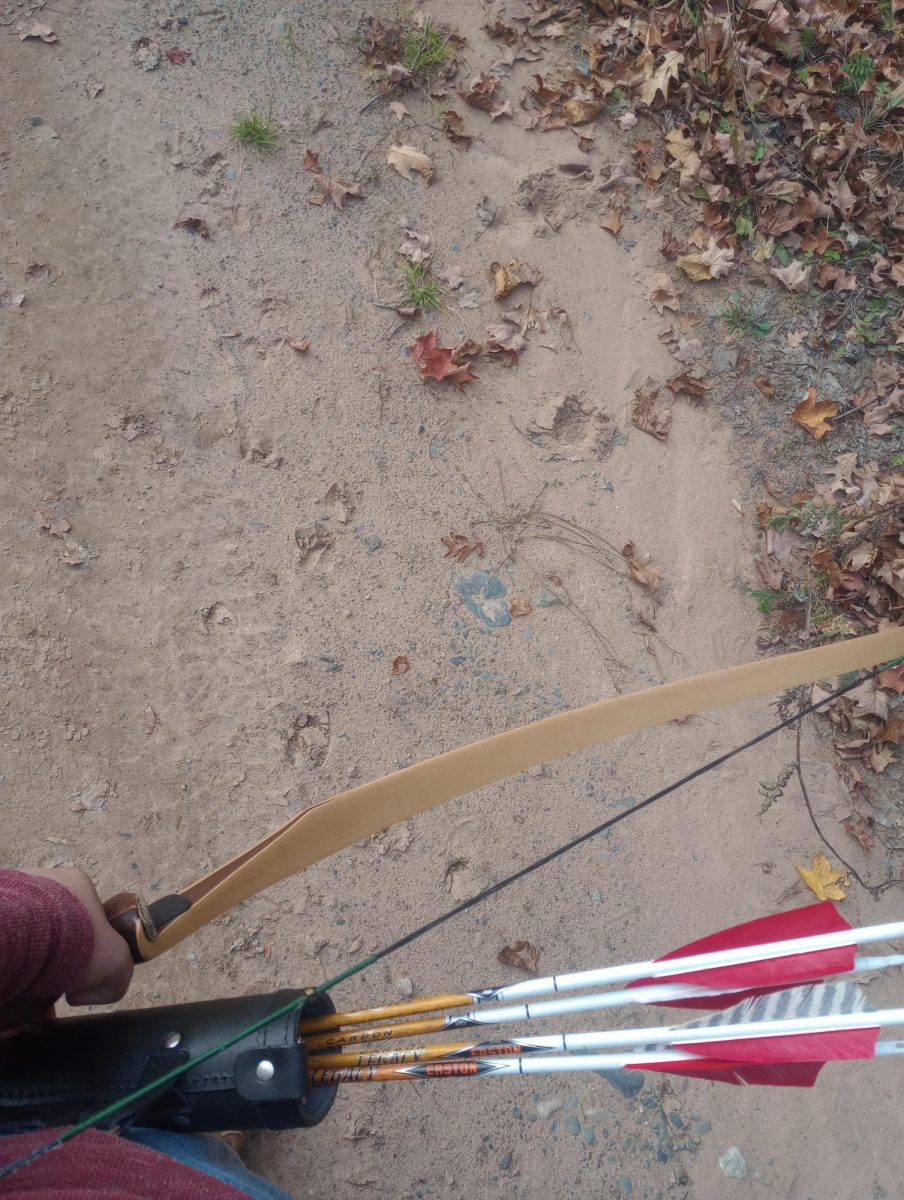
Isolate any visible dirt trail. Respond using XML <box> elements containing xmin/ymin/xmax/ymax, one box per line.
<box><xmin>1</xmin><ymin>3</ymin><xmax>900</xmax><ymax>1198</ymax></box>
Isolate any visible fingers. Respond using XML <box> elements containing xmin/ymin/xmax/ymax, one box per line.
<box><xmin>25</xmin><ymin>867</ymin><xmax>135</xmax><ymax>1007</ymax></box>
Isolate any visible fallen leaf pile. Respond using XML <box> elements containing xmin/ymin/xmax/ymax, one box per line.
<box><xmin>524</xmin><ymin>3</ymin><xmax>904</xmax><ymax>366</ymax></box>
<box><xmin>355</xmin><ymin>14</ymin><xmax>462</xmax><ymax>91</ymax></box>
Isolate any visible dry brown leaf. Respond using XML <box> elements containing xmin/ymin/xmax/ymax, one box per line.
<box><xmin>563</xmin><ymin>97</ymin><xmax>602</xmax><ymax>125</ymax></box>
<box><xmin>508</xmin><ymin>598</ymin><xmax>533</xmax><ymax>618</ymax></box>
<box><xmin>34</xmin><ymin>508</ymin><xmax>53</xmax><ymax>531</ymax></box>
<box><xmin>491</xmin><ymin>260</ymin><xmax>541</xmax><ymax>300</ymax></box>
<box><xmin>841</xmin><ymin>813</ymin><xmax>874</xmax><ymax>854</ymax></box>
<box><xmin>632</xmin><ymin>385</ymin><xmax>671</xmax><ymax>439</ymax></box>
<box><xmin>666</xmin><ymin>373</ymin><xmax>710</xmax><ymax>397</ymax></box>
<box><xmin>754</xmin><ymin>376</ymin><xmax>775</xmax><ymax>398</ymax></box>
<box><xmin>460</xmin><ymin>72</ymin><xmax>500</xmax><ymax>111</ymax></box>
<box><xmin>303</xmin><ymin>148</ymin><xmax>320</xmax><ymax>171</ymax></box>
<box><xmin>308</xmin><ymin>173</ymin><xmax>364</xmax><ymax>210</ymax></box>
<box><xmin>441</xmin><ymin>533</ymin><xmax>485</xmax><ymax>564</ymax></box>
<box><xmin>622</xmin><ymin>541</ymin><xmax>660</xmax><ymax>592</ymax></box>
<box><xmin>878</xmin><ymin>718</ymin><xmax>904</xmax><ymax>745</ymax></box>
<box><xmin>441</xmin><ymin>109</ymin><xmax>472</xmax><ymax>150</ymax></box>
<box><xmin>795</xmin><ymin>853</ymin><xmax>848</xmax><ymax>902</ymax></box>
<box><xmin>497</xmin><ymin>940</ymin><xmax>541</xmax><ymax>976</ymax></box>
<box><xmin>790</xmin><ymin>386</ymin><xmax>838</xmax><ymax>440</ymax></box>
<box><xmin>388</xmin><ymin>101</ymin><xmax>411</xmax><ymax>121</ymax></box>
<box><xmin>599</xmin><ymin>207</ymin><xmax>622</xmax><ymax>237</ymax></box>
<box><xmin>771</xmin><ymin>260</ymin><xmax>812</xmax><ymax>292</ymax></box>
<box><xmin>646</xmin><ymin>272</ymin><xmax>683</xmax><ymax>314</ymax></box>
<box><xmin>878</xmin><ymin>664</ymin><xmax>904</xmax><ymax>694</ymax></box>
<box><xmin>387</xmin><ymin>144</ymin><xmax>434</xmax><ymax>184</ymax></box>
<box><xmin>287</xmin><ymin>338</ymin><xmax>310</xmax><ymax>353</ymax></box>
<box><xmin>664</xmin><ymin>126</ymin><xmax>700</xmax><ymax>186</ymax></box>
<box><xmin>174</xmin><ymin>217</ymin><xmax>210</xmax><ymax>238</ymax></box>
<box><xmin>391</xmin><ymin>655</ymin><xmax>410</xmax><ymax>676</ymax></box>
<box><xmin>638</xmin><ymin>49</ymin><xmax>683</xmax><ymax>106</ymax></box>
<box><xmin>677</xmin><ymin>237</ymin><xmax>735</xmax><ymax>281</ymax></box>
<box><xmin>660</xmin><ymin>229</ymin><xmax>684</xmax><ymax>259</ymax></box>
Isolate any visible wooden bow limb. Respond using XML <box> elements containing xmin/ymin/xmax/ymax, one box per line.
<box><xmin>103</xmin><ymin>629</ymin><xmax>904</xmax><ymax>963</ymax></box>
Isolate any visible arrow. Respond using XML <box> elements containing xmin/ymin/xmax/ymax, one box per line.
<box><xmin>301</xmin><ymin>954</ymin><xmax>904</xmax><ymax>1052</ymax></box>
<box><xmin>298</xmin><ymin>900</ymin><xmax>904</xmax><ymax>1039</ymax></box>
<box><xmin>309</xmin><ymin>982</ymin><xmax>899</xmax><ymax>1088</ymax></box>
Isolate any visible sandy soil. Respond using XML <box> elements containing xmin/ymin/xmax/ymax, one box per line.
<box><xmin>1</xmin><ymin>2</ymin><xmax>901</xmax><ymax>1198</ymax></box>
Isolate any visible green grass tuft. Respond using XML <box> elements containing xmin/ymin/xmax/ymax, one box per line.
<box><xmin>399</xmin><ymin>18</ymin><xmax>452</xmax><ymax>74</ymax></box>
<box><xmin>231</xmin><ymin>110</ymin><xmax>280</xmax><ymax>155</ymax></box>
<box><xmin>719</xmin><ymin>291</ymin><xmax>772</xmax><ymax>341</ymax></box>
<box><xmin>401</xmin><ymin>263</ymin><xmax>448</xmax><ymax>312</ymax></box>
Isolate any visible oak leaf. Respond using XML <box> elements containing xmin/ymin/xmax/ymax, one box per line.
<box><xmin>790</xmin><ymin>386</ymin><xmax>838</xmax><ymax>440</ymax></box>
<box><xmin>387</xmin><ymin>144</ymin><xmax>434</xmax><ymax>183</ymax></box>
<box><xmin>460</xmin><ymin>72</ymin><xmax>500</xmax><ymax>112</ymax></box>
<box><xmin>412</xmin><ymin>331</ymin><xmax>478</xmax><ymax>391</ymax></box>
<box><xmin>498</xmin><ymin>940</ymin><xmax>541</xmax><ymax>976</ymax></box>
<box><xmin>441</xmin><ymin>533</ymin><xmax>485</xmax><ymax>564</ymax></box>
<box><xmin>795</xmin><ymin>853</ymin><xmax>848</xmax><ymax>902</ymax></box>
<box><xmin>308</xmin><ymin>173</ymin><xmax>364</xmax><ymax>210</ymax></box>
<box><xmin>638</xmin><ymin>49</ymin><xmax>683</xmax><ymax>106</ymax></box>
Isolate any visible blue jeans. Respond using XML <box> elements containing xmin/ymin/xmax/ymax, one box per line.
<box><xmin>124</xmin><ymin>1128</ymin><xmax>294</xmax><ymax>1200</ymax></box>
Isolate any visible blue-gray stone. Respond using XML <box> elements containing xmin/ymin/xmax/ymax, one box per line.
<box><xmin>668</xmin><ymin>1112</ymin><xmax>685</xmax><ymax>1130</ymax></box>
<box><xmin>565</xmin><ymin>1116</ymin><xmax>581</xmax><ymax>1136</ymax></box>
<box><xmin>498</xmin><ymin>1151</ymin><xmax>513</xmax><ymax>1170</ymax></box>
<box><xmin>582</xmin><ymin>1126</ymin><xmax>595</xmax><ymax>1145</ymax></box>
<box><xmin>619</xmin><ymin>1179</ymin><xmax>633</xmax><ymax>1195</ymax></box>
<box><xmin>596</xmin><ymin>1068</ymin><xmax>644</xmax><ymax>1098</ymax></box>
<box><xmin>691</xmin><ymin>1119</ymin><xmax>711</xmax><ymax>1136</ymax></box>
<box><xmin>719</xmin><ymin>1146</ymin><xmax>747</xmax><ymax>1179</ymax></box>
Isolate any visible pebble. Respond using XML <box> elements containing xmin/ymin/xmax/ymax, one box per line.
<box><xmin>718</xmin><ymin>1146</ymin><xmax>747</xmax><ymax>1179</ymax></box>
<box><xmin>596</xmin><ymin>1067</ymin><xmax>644</xmax><ymax>1098</ymax></box>
<box><xmin>536</xmin><ymin>1098</ymin><xmax>564</xmax><ymax>1120</ymax></box>
<box><xmin>512</xmin><ymin>1106</ymin><xmax>522</xmax><ymax>1120</ymax></box>
<box><xmin>668</xmin><ymin>1112</ymin><xmax>685</xmax><ymax>1130</ymax></box>
<box><xmin>364</xmin><ymin>534</ymin><xmax>382</xmax><ymax>552</ymax></box>
<box><xmin>395</xmin><ymin>977</ymin><xmax>414</xmax><ymax>998</ymax></box>
<box><xmin>619</xmin><ymin>1178</ymin><xmax>633</xmax><ymax>1195</ymax></box>
<box><xmin>710</xmin><ymin>346</ymin><xmax>739</xmax><ymax>374</ymax></box>
<box><xmin>498</xmin><ymin>1151</ymin><xmax>513</xmax><ymax>1171</ymax></box>
<box><xmin>582</xmin><ymin>1126</ymin><xmax>595</xmax><ymax>1145</ymax></box>
<box><xmin>564</xmin><ymin>1116</ymin><xmax>581</xmax><ymax>1136</ymax></box>
<box><xmin>690</xmin><ymin>1119</ymin><xmax>711</xmax><ymax>1136</ymax></box>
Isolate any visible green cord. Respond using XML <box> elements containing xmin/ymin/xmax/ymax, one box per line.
<box><xmin>0</xmin><ymin>954</ymin><xmax>377</xmax><ymax>1179</ymax></box>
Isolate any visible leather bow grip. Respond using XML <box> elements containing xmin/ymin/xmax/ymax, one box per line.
<box><xmin>104</xmin><ymin>891</ymin><xmax>192</xmax><ymax>963</ymax></box>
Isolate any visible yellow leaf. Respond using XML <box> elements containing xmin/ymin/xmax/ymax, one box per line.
<box><xmin>790</xmin><ymin>386</ymin><xmax>838</xmax><ymax>440</ymax></box>
<box><xmin>795</xmin><ymin>853</ymin><xmax>848</xmax><ymax>901</ymax></box>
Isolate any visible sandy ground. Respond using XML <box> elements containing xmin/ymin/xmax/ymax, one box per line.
<box><xmin>2</xmin><ymin>2</ymin><xmax>902</xmax><ymax>1198</ymax></box>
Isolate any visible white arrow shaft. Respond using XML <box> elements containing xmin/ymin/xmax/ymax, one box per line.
<box><xmin>482</xmin><ymin>921</ymin><xmax>904</xmax><ymax>1003</ymax></box>
<box><xmin>464</xmin><ymin>954</ymin><xmax>904</xmax><ymax>1028</ymax></box>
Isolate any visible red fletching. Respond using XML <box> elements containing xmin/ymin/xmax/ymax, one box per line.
<box><xmin>629</xmin><ymin>901</ymin><xmax>854</xmax><ymax>1009</ymax></box>
<box><xmin>638</xmin><ymin>1057</ymin><xmax>824</xmax><ymax>1088</ymax></box>
<box><xmin>678</xmin><ymin>1025</ymin><xmax>880</xmax><ymax>1065</ymax></box>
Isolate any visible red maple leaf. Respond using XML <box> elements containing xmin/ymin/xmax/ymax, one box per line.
<box><xmin>412</xmin><ymin>331</ymin><xmax>478</xmax><ymax>392</ymax></box>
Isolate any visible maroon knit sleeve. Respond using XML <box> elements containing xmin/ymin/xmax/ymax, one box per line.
<box><xmin>0</xmin><ymin>869</ymin><xmax>95</xmax><ymax>1006</ymax></box>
